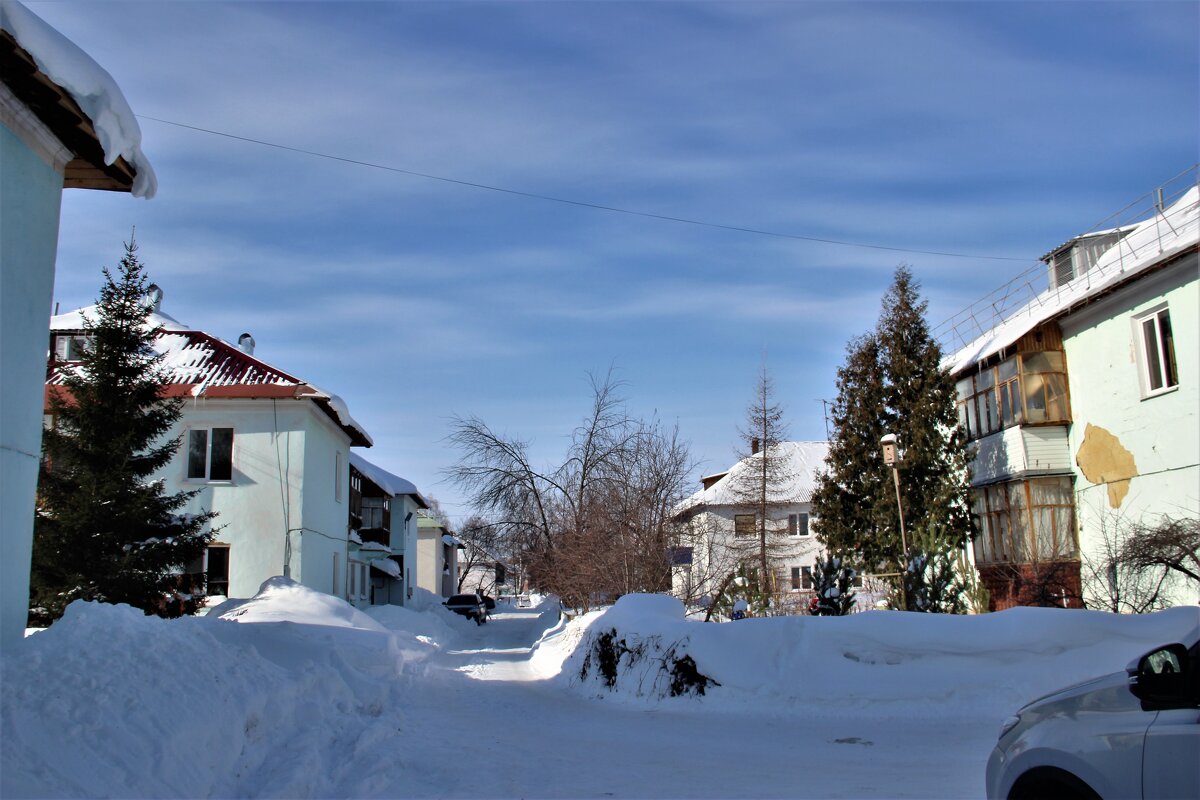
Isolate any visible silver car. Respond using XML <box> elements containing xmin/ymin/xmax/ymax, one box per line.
<box><xmin>986</xmin><ymin>630</ymin><xmax>1199</xmax><ymax>800</ymax></box>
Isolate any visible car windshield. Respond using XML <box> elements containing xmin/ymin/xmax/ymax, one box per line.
<box><xmin>448</xmin><ymin>595</ymin><xmax>478</xmax><ymax>604</ymax></box>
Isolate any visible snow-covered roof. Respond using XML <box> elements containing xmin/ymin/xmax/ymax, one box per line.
<box><xmin>946</xmin><ymin>185</ymin><xmax>1199</xmax><ymax>375</ymax></box>
<box><xmin>442</xmin><ymin>534</ymin><xmax>464</xmax><ymax>548</ymax></box>
<box><xmin>48</xmin><ymin>305</ymin><xmax>372</xmax><ymax>446</ymax></box>
<box><xmin>349</xmin><ymin>452</ymin><xmax>427</xmax><ymax>506</ymax></box>
<box><xmin>674</xmin><ymin>441</ymin><xmax>830</xmax><ymax>516</ymax></box>
<box><xmin>0</xmin><ymin>0</ymin><xmax>156</xmax><ymax>197</ymax></box>
<box><xmin>369</xmin><ymin>558</ymin><xmax>400</xmax><ymax>578</ymax></box>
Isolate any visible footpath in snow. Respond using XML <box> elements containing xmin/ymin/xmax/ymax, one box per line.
<box><xmin>2</xmin><ymin>579</ymin><xmax>1196</xmax><ymax>799</ymax></box>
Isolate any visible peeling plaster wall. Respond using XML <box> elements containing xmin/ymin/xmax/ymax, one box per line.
<box><xmin>1060</xmin><ymin>254</ymin><xmax>1199</xmax><ymax>606</ymax></box>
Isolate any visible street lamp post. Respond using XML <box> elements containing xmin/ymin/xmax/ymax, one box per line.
<box><xmin>880</xmin><ymin>433</ymin><xmax>909</xmax><ymax>611</ymax></box>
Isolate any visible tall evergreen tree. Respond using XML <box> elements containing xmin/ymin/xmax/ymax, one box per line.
<box><xmin>31</xmin><ymin>240</ymin><xmax>216</xmax><ymax>623</ymax></box>
<box><xmin>812</xmin><ymin>266</ymin><xmax>973</xmax><ymax>610</ymax></box>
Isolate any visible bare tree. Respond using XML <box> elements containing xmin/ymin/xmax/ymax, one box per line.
<box><xmin>1082</xmin><ymin>514</ymin><xmax>1198</xmax><ymax>612</ymax></box>
<box><xmin>726</xmin><ymin>364</ymin><xmax>795</xmax><ymax>610</ymax></box>
<box><xmin>446</xmin><ymin>371</ymin><xmax>694</xmax><ymax>610</ymax></box>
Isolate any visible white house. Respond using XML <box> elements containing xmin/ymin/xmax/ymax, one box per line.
<box><xmin>944</xmin><ymin>177</ymin><xmax>1198</xmax><ymax>609</ymax></box>
<box><xmin>1</xmin><ymin>1</ymin><xmax>155</xmax><ymax>643</ymax></box>
<box><xmin>347</xmin><ymin>452</ymin><xmax>429</xmax><ymax>608</ymax></box>
<box><xmin>46</xmin><ymin>294</ymin><xmax>373</xmax><ymax>603</ymax></box>
<box><xmin>671</xmin><ymin>441</ymin><xmax>830</xmax><ymax>606</ymax></box>
<box><xmin>415</xmin><ymin>514</ymin><xmax>462</xmax><ymax>598</ymax></box>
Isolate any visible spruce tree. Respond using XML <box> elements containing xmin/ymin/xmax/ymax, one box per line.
<box><xmin>812</xmin><ymin>266</ymin><xmax>973</xmax><ymax>610</ymax></box>
<box><xmin>810</xmin><ymin>554</ymin><xmax>857</xmax><ymax>616</ymax></box>
<box><xmin>31</xmin><ymin>240</ymin><xmax>216</xmax><ymax>623</ymax></box>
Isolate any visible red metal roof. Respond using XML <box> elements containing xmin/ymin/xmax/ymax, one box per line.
<box><xmin>47</xmin><ymin>310</ymin><xmax>371</xmax><ymax>446</ymax></box>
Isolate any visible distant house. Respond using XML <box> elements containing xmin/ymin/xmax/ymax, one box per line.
<box><xmin>415</xmin><ymin>514</ymin><xmax>462</xmax><ymax>598</ymax></box>
<box><xmin>347</xmin><ymin>452</ymin><xmax>429</xmax><ymax>607</ymax></box>
<box><xmin>46</xmin><ymin>293</ymin><xmax>372</xmax><ymax>602</ymax></box>
<box><xmin>944</xmin><ymin>179</ymin><xmax>1198</xmax><ymax>609</ymax></box>
<box><xmin>1</xmin><ymin>1</ymin><xmax>156</xmax><ymax>643</ymax></box>
<box><xmin>671</xmin><ymin>441</ymin><xmax>831</xmax><ymax>607</ymax></box>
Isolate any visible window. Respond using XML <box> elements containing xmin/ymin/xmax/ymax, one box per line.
<box><xmin>332</xmin><ymin>553</ymin><xmax>340</xmax><ymax>596</ymax></box>
<box><xmin>53</xmin><ymin>334</ymin><xmax>91</xmax><ymax>362</ymax></box>
<box><xmin>186</xmin><ymin>428</ymin><xmax>233</xmax><ymax>480</ymax></box>
<box><xmin>1137</xmin><ymin>307</ymin><xmax>1178</xmax><ymax>395</ymax></box>
<box><xmin>360</xmin><ymin>497</ymin><xmax>387</xmax><ymax>530</ymax></box>
<box><xmin>791</xmin><ymin>566</ymin><xmax>814</xmax><ymax>590</ymax></box>
<box><xmin>972</xmin><ymin>477</ymin><xmax>1077</xmax><ymax>565</ymax></box>
<box><xmin>205</xmin><ymin>546</ymin><xmax>229</xmax><ymax>596</ymax></box>
<box><xmin>958</xmin><ymin>351</ymin><xmax>1069</xmax><ymax>439</ymax></box>
<box><xmin>734</xmin><ymin>514</ymin><xmax>756</xmax><ymax>537</ymax></box>
<box><xmin>335</xmin><ymin>452</ymin><xmax>344</xmax><ymax>502</ymax></box>
<box><xmin>788</xmin><ymin>513</ymin><xmax>810</xmax><ymax>537</ymax></box>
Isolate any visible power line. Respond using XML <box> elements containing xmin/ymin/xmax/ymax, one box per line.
<box><xmin>137</xmin><ymin>114</ymin><xmax>1035</xmax><ymax>263</ymax></box>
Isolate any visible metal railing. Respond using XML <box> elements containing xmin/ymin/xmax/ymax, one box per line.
<box><xmin>934</xmin><ymin>165</ymin><xmax>1199</xmax><ymax>354</ymax></box>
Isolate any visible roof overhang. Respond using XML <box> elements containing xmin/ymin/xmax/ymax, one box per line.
<box><xmin>1</xmin><ymin>30</ymin><xmax>137</xmax><ymax>192</ymax></box>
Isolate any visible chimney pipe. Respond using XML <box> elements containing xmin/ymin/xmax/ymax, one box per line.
<box><xmin>238</xmin><ymin>333</ymin><xmax>255</xmax><ymax>355</ymax></box>
<box><xmin>146</xmin><ymin>284</ymin><xmax>163</xmax><ymax>312</ymax></box>
<box><xmin>751</xmin><ymin>437</ymin><xmax>760</xmax><ymax>455</ymax></box>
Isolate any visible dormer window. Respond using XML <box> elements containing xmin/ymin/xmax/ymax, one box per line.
<box><xmin>53</xmin><ymin>335</ymin><xmax>92</xmax><ymax>362</ymax></box>
<box><xmin>1045</xmin><ymin>227</ymin><xmax>1134</xmax><ymax>289</ymax></box>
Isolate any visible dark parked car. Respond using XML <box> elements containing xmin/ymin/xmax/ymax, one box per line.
<box><xmin>444</xmin><ymin>594</ymin><xmax>487</xmax><ymax>625</ymax></box>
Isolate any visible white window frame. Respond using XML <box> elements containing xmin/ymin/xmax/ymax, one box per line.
<box><xmin>1134</xmin><ymin>304</ymin><xmax>1179</xmax><ymax>398</ymax></box>
<box><xmin>185</xmin><ymin>427</ymin><xmax>235</xmax><ymax>482</ymax></box>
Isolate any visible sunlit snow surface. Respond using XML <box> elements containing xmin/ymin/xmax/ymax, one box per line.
<box><xmin>3</xmin><ymin>581</ymin><xmax>1196</xmax><ymax>799</ymax></box>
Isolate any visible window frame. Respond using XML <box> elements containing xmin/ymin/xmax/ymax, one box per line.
<box><xmin>185</xmin><ymin>426</ymin><xmax>235</xmax><ymax>482</ymax></box>
<box><xmin>788</xmin><ymin>512</ymin><xmax>810</xmax><ymax>537</ymax></box>
<box><xmin>1134</xmin><ymin>305</ymin><xmax>1179</xmax><ymax>398</ymax></box>
<box><xmin>957</xmin><ymin>350</ymin><xmax>1070</xmax><ymax>440</ymax></box>
<box><xmin>972</xmin><ymin>477</ymin><xmax>1077</xmax><ymax>566</ymax></box>
<box><xmin>204</xmin><ymin>545</ymin><xmax>230</xmax><ymax>597</ymax></box>
<box><xmin>734</xmin><ymin>513</ymin><xmax>756</xmax><ymax>537</ymax></box>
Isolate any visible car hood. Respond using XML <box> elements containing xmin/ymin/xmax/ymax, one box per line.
<box><xmin>1018</xmin><ymin>669</ymin><xmax>1139</xmax><ymax>716</ymax></box>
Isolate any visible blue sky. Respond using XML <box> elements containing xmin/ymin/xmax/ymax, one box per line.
<box><xmin>30</xmin><ymin>1</ymin><xmax>1200</xmax><ymax>523</ymax></box>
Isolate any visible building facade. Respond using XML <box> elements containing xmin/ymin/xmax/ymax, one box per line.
<box><xmin>946</xmin><ymin>179</ymin><xmax>1198</xmax><ymax>610</ymax></box>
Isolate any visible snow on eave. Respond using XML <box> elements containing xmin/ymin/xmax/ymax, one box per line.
<box><xmin>305</xmin><ymin>384</ymin><xmax>373</xmax><ymax>447</ymax></box>
<box><xmin>672</xmin><ymin>441</ymin><xmax>831</xmax><ymax>517</ymax></box>
<box><xmin>50</xmin><ymin>305</ymin><xmax>188</xmax><ymax>333</ymax></box>
<box><xmin>946</xmin><ymin>186</ymin><xmax>1200</xmax><ymax>376</ymax></box>
<box><xmin>442</xmin><ymin>534</ymin><xmax>465</xmax><ymax>548</ymax></box>
<box><xmin>1</xmin><ymin>0</ymin><xmax>157</xmax><ymax>197</ymax></box>
<box><xmin>348</xmin><ymin>452</ymin><xmax>428</xmax><ymax>507</ymax></box>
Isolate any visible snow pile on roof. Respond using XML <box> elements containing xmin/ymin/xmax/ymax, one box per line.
<box><xmin>0</xmin><ymin>0</ymin><xmax>156</xmax><ymax>197</ymax></box>
<box><xmin>48</xmin><ymin>305</ymin><xmax>374</xmax><ymax>445</ymax></box>
<box><xmin>947</xmin><ymin>185</ymin><xmax>1199</xmax><ymax>374</ymax></box>
<box><xmin>349</xmin><ymin>451</ymin><xmax>425</xmax><ymax>503</ymax></box>
<box><xmin>49</xmin><ymin>306</ymin><xmax>188</xmax><ymax>332</ymax></box>
<box><xmin>675</xmin><ymin>440</ymin><xmax>829</xmax><ymax>514</ymax></box>
<box><xmin>558</xmin><ymin>594</ymin><xmax>1199</xmax><ymax>711</ymax></box>
<box><xmin>369</xmin><ymin>558</ymin><xmax>401</xmax><ymax>578</ymax></box>
<box><xmin>307</xmin><ymin>386</ymin><xmax>373</xmax><ymax>447</ymax></box>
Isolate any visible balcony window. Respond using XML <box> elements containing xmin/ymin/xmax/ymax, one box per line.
<box><xmin>972</xmin><ymin>477</ymin><xmax>1077</xmax><ymax>565</ymax></box>
<box><xmin>957</xmin><ymin>351</ymin><xmax>1069</xmax><ymax>440</ymax></box>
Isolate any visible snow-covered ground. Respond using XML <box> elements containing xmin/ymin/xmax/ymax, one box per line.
<box><xmin>2</xmin><ymin>580</ymin><xmax>1196</xmax><ymax>799</ymax></box>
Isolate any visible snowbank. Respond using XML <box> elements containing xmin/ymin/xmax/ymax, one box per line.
<box><xmin>1</xmin><ymin>580</ymin><xmax>435</xmax><ymax>798</ymax></box>
<box><xmin>561</xmin><ymin>594</ymin><xmax>1200</xmax><ymax>717</ymax></box>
